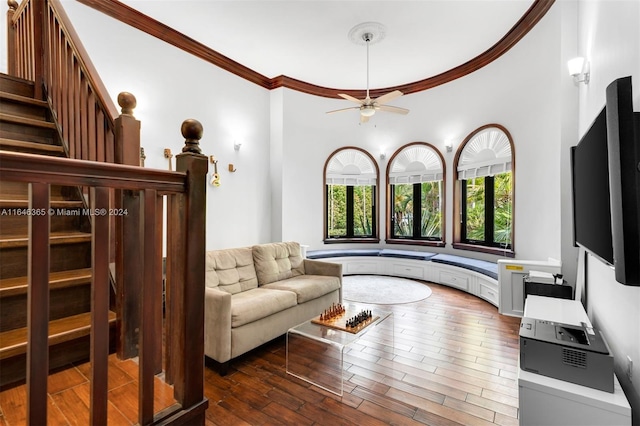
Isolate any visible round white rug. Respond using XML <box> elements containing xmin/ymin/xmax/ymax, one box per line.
<box><xmin>342</xmin><ymin>275</ymin><xmax>432</xmax><ymax>305</ymax></box>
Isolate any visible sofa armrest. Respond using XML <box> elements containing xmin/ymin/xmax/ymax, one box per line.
<box><xmin>204</xmin><ymin>287</ymin><xmax>232</xmax><ymax>363</ymax></box>
<box><xmin>304</xmin><ymin>259</ymin><xmax>343</xmax><ymax>302</ymax></box>
<box><xmin>304</xmin><ymin>258</ymin><xmax>342</xmax><ymax>278</ymax></box>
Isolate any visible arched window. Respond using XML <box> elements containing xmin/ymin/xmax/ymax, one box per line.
<box><xmin>324</xmin><ymin>147</ymin><xmax>379</xmax><ymax>242</ymax></box>
<box><xmin>454</xmin><ymin>124</ymin><xmax>515</xmax><ymax>256</ymax></box>
<box><xmin>387</xmin><ymin>142</ymin><xmax>445</xmax><ymax>246</ymax></box>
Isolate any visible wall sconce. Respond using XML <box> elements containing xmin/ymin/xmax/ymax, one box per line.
<box><xmin>233</xmin><ymin>142</ymin><xmax>242</xmax><ymax>151</ymax></box>
<box><xmin>379</xmin><ymin>150</ymin><xmax>386</xmax><ymax>160</ymax></box>
<box><xmin>163</xmin><ymin>148</ymin><xmax>173</xmax><ymax>170</ymax></box>
<box><xmin>444</xmin><ymin>139</ymin><xmax>453</xmax><ymax>153</ymax></box>
<box><xmin>568</xmin><ymin>57</ymin><xmax>590</xmax><ymax>84</ymax></box>
<box><xmin>209</xmin><ymin>155</ymin><xmax>220</xmax><ymax>186</ymax></box>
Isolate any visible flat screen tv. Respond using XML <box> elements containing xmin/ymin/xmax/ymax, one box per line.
<box><xmin>571</xmin><ymin>108</ymin><xmax>613</xmax><ymax>265</ymax></box>
<box><xmin>571</xmin><ymin>76</ymin><xmax>640</xmax><ymax>286</ymax></box>
<box><xmin>605</xmin><ymin>76</ymin><xmax>640</xmax><ymax>286</ymax></box>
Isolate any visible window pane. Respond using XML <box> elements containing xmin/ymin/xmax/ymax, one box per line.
<box><xmin>465</xmin><ymin>178</ymin><xmax>485</xmax><ymax>241</ymax></box>
<box><xmin>392</xmin><ymin>184</ymin><xmax>413</xmax><ymax>237</ymax></box>
<box><xmin>421</xmin><ymin>181</ymin><xmax>442</xmax><ymax>238</ymax></box>
<box><xmin>353</xmin><ymin>186</ymin><xmax>374</xmax><ymax>236</ymax></box>
<box><xmin>327</xmin><ymin>185</ymin><xmax>346</xmax><ymax>237</ymax></box>
<box><xmin>494</xmin><ymin>172</ymin><xmax>512</xmax><ymax>246</ymax></box>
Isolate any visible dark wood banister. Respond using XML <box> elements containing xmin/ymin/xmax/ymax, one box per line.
<box><xmin>0</xmin><ymin>120</ymin><xmax>209</xmax><ymax>424</ymax></box>
<box><xmin>8</xmin><ymin>0</ymin><xmax>152</xmax><ymax>363</ymax></box>
<box><xmin>8</xmin><ymin>0</ymin><xmax>121</xmax><ymax>162</ymax></box>
<box><xmin>5</xmin><ymin>0</ymin><xmax>208</xmax><ymax>423</ymax></box>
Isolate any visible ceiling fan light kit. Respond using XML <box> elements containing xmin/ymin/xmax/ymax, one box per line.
<box><xmin>327</xmin><ymin>22</ymin><xmax>409</xmax><ymax>122</ymax></box>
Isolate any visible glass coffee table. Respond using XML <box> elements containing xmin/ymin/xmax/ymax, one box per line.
<box><xmin>286</xmin><ymin>303</ymin><xmax>393</xmax><ymax>396</ymax></box>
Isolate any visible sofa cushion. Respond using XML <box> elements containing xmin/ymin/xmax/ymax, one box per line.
<box><xmin>230</xmin><ymin>288</ymin><xmax>297</xmax><ymax>328</ymax></box>
<box><xmin>431</xmin><ymin>254</ymin><xmax>498</xmax><ymax>280</ymax></box>
<box><xmin>379</xmin><ymin>249</ymin><xmax>437</xmax><ymax>261</ymax></box>
<box><xmin>206</xmin><ymin>247</ymin><xmax>258</xmax><ymax>294</ymax></box>
<box><xmin>252</xmin><ymin>241</ymin><xmax>305</xmax><ymax>285</ymax></box>
<box><xmin>262</xmin><ymin>275</ymin><xmax>341</xmax><ymax>304</ymax></box>
<box><xmin>306</xmin><ymin>249</ymin><xmax>381</xmax><ymax>259</ymax></box>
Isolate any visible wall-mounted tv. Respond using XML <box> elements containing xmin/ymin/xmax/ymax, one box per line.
<box><xmin>571</xmin><ymin>108</ymin><xmax>613</xmax><ymax>265</ymax></box>
<box><xmin>571</xmin><ymin>76</ymin><xmax>640</xmax><ymax>286</ymax></box>
<box><xmin>605</xmin><ymin>76</ymin><xmax>640</xmax><ymax>286</ymax></box>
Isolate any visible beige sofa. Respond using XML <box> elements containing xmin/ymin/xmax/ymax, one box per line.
<box><xmin>204</xmin><ymin>241</ymin><xmax>342</xmax><ymax>373</ymax></box>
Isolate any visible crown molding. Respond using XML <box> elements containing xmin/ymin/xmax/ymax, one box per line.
<box><xmin>77</xmin><ymin>0</ymin><xmax>555</xmax><ymax>99</ymax></box>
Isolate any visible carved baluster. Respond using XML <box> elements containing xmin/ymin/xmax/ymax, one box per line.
<box><xmin>7</xmin><ymin>1</ymin><xmax>18</xmax><ymax>75</ymax></box>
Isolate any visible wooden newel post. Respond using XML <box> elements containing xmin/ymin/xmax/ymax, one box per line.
<box><xmin>7</xmin><ymin>0</ymin><xmax>17</xmax><ymax>76</ymax></box>
<box><xmin>114</xmin><ymin>93</ymin><xmax>145</xmax><ymax>361</ymax></box>
<box><xmin>167</xmin><ymin>119</ymin><xmax>208</xmax><ymax>416</ymax></box>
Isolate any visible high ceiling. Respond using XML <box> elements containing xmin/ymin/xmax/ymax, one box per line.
<box><xmin>118</xmin><ymin>0</ymin><xmax>536</xmax><ymax>91</ymax></box>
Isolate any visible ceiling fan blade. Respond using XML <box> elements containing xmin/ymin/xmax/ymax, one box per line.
<box><xmin>378</xmin><ymin>104</ymin><xmax>410</xmax><ymax>115</ymax></box>
<box><xmin>338</xmin><ymin>93</ymin><xmax>364</xmax><ymax>104</ymax></box>
<box><xmin>326</xmin><ymin>106</ymin><xmax>360</xmax><ymax>114</ymax></box>
<box><xmin>373</xmin><ymin>90</ymin><xmax>403</xmax><ymax>105</ymax></box>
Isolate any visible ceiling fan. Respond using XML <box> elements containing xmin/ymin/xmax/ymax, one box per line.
<box><xmin>327</xmin><ymin>31</ymin><xmax>409</xmax><ymax>123</ymax></box>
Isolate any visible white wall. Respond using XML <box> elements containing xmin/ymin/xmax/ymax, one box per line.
<box><xmin>574</xmin><ymin>1</ymin><xmax>640</xmax><ymax>421</ymax></box>
<box><xmin>278</xmin><ymin>4</ymin><xmax>565</xmax><ymax>263</ymax></box>
<box><xmin>56</xmin><ymin>1</ymin><xmax>273</xmax><ymax>250</ymax></box>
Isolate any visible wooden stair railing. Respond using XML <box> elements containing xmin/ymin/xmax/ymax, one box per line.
<box><xmin>7</xmin><ymin>0</ymin><xmax>120</xmax><ymax>162</ymax></box>
<box><xmin>0</xmin><ymin>120</ymin><xmax>209</xmax><ymax>425</ymax></box>
<box><xmin>7</xmin><ymin>0</ymin><xmax>153</xmax><ymax>364</ymax></box>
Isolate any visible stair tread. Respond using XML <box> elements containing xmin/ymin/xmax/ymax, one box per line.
<box><xmin>0</xmin><ymin>268</ymin><xmax>92</xmax><ymax>298</ymax></box>
<box><xmin>0</xmin><ymin>138</ymin><xmax>64</xmax><ymax>153</ymax></box>
<box><xmin>0</xmin><ymin>199</ymin><xmax>82</xmax><ymax>208</ymax></box>
<box><xmin>0</xmin><ymin>311</ymin><xmax>117</xmax><ymax>359</ymax></box>
<box><xmin>0</xmin><ymin>112</ymin><xmax>57</xmax><ymax>129</ymax></box>
<box><xmin>0</xmin><ymin>231</ymin><xmax>92</xmax><ymax>248</ymax></box>
<box><xmin>0</xmin><ymin>92</ymin><xmax>48</xmax><ymax>107</ymax></box>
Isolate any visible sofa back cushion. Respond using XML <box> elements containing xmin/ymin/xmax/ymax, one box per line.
<box><xmin>205</xmin><ymin>247</ymin><xmax>258</xmax><ymax>294</ymax></box>
<box><xmin>252</xmin><ymin>241</ymin><xmax>305</xmax><ymax>285</ymax></box>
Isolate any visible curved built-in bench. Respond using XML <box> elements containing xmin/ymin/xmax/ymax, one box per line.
<box><xmin>307</xmin><ymin>248</ymin><xmax>500</xmax><ymax>307</ymax></box>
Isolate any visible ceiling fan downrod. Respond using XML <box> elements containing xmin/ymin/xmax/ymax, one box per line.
<box><xmin>363</xmin><ymin>32</ymin><xmax>372</xmax><ymax>100</ymax></box>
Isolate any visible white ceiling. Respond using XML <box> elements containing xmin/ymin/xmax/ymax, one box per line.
<box><xmin>120</xmin><ymin>0</ymin><xmax>535</xmax><ymax>90</ymax></box>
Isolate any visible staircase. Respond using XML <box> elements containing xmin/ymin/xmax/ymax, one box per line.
<box><xmin>0</xmin><ymin>73</ymin><xmax>115</xmax><ymax>386</ymax></box>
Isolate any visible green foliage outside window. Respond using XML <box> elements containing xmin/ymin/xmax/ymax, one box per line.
<box><xmin>327</xmin><ymin>184</ymin><xmax>374</xmax><ymax>238</ymax></box>
<box><xmin>327</xmin><ymin>185</ymin><xmax>346</xmax><ymax>237</ymax></box>
<box><xmin>393</xmin><ymin>181</ymin><xmax>442</xmax><ymax>239</ymax></box>
<box><xmin>353</xmin><ymin>186</ymin><xmax>373</xmax><ymax>236</ymax></box>
<box><xmin>421</xmin><ymin>181</ymin><xmax>442</xmax><ymax>238</ymax></box>
<box><xmin>493</xmin><ymin>172</ymin><xmax>512</xmax><ymax>245</ymax></box>
<box><xmin>465</xmin><ymin>177</ymin><xmax>485</xmax><ymax>241</ymax></box>
<box><xmin>464</xmin><ymin>172</ymin><xmax>512</xmax><ymax>246</ymax></box>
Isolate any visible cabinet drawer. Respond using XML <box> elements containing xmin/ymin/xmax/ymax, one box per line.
<box><xmin>392</xmin><ymin>263</ymin><xmax>424</xmax><ymax>279</ymax></box>
<box><xmin>479</xmin><ymin>283</ymin><xmax>498</xmax><ymax>305</ymax></box>
<box><xmin>439</xmin><ymin>271</ymin><xmax>468</xmax><ymax>290</ymax></box>
<box><xmin>345</xmin><ymin>261</ymin><xmax>378</xmax><ymax>275</ymax></box>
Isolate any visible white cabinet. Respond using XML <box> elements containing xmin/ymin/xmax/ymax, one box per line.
<box><xmin>478</xmin><ymin>277</ymin><xmax>499</xmax><ymax>305</ymax></box>
<box><xmin>438</xmin><ymin>270</ymin><xmax>469</xmax><ymax>291</ymax></box>
<box><xmin>498</xmin><ymin>259</ymin><xmax>562</xmax><ymax>317</ymax></box>
<box><xmin>390</xmin><ymin>262</ymin><xmax>425</xmax><ymax>280</ymax></box>
<box><xmin>344</xmin><ymin>260</ymin><xmax>379</xmax><ymax>275</ymax></box>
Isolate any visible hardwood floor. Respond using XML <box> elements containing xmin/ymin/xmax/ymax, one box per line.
<box><xmin>0</xmin><ymin>281</ymin><xmax>521</xmax><ymax>425</ymax></box>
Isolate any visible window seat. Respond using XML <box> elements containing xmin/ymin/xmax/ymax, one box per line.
<box><xmin>306</xmin><ymin>248</ymin><xmax>499</xmax><ymax>307</ymax></box>
<box><xmin>431</xmin><ymin>254</ymin><xmax>498</xmax><ymax>280</ymax></box>
<box><xmin>307</xmin><ymin>249</ymin><xmax>496</xmax><ymax>280</ymax></box>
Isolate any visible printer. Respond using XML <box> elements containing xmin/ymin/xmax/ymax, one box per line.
<box><xmin>519</xmin><ymin>317</ymin><xmax>614</xmax><ymax>392</ymax></box>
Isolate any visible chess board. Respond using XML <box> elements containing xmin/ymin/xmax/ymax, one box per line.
<box><xmin>311</xmin><ymin>313</ymin><xmax>380</xmax><ymax>334</ymax></box>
